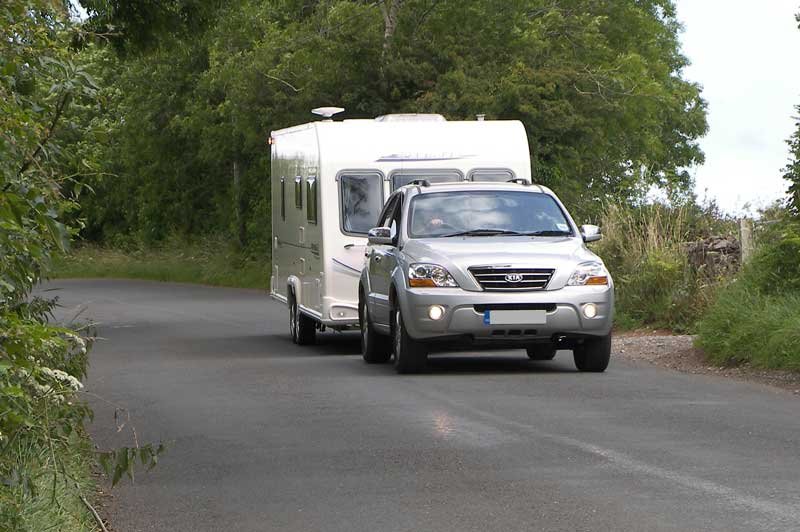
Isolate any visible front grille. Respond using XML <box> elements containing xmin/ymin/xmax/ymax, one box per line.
<box><xmin>469</xmin><ymin>266</ymin><xmax>555</xmax><ymax>291</ymax></box>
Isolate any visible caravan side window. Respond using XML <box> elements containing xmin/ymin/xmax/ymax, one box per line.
<box><xmin>294</xmin><ymin>176</ymin><xmax>303</xmax><ymax>208</ymax></box>
<box><xmin>340</xmin><ymin>173</ymin><xmax>384</xmax><ymax>235</ymax></box>
<box><xmin>469</xmin><ymin>169</ymin><xmax>515</xmax><ymax>182</ymax></box>
<box><xmin>280</xmin><ymin>177</ymin><xmax>286</xmax><ymax>220</ymax></box>
<box><xmin>306</xmin><ymin>176</ymin><xmax>318</xmax><ymax>224</ymax></box>
<box><xmin>391</xmin><ymin>170</ymin><xmax>461</xmax><ymax>191</ymax></box>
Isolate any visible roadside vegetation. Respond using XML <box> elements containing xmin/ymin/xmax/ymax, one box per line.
<box><xmin>593</xmin><ymin>201</ymin><xmax>736</xmax><ymax>332</ymax></box>
<box><xmin>696</xmin><ymin>213</ymin><xmax>800</xmax><ymax>371</ymax></box>
<box><xmin>1</xmin><ymin>3</ymin><xmax>159</xmax><ymax>530</ymax></box>
<box><xmin>695</xmin><ymin>93</ymin><xmax>800</xmax><ymax>371</ymax></box>
<box><xmin>53</xmin><ymin>236</ymin><xmax>268</xmax><ymax>290</ymax></box>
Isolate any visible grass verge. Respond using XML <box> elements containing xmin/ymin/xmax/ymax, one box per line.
<box><xmin>1</xmin><ymin>433</ymin><xmax>100</xmax><ymax>531</ymax></box>
<box><xmin>696</xmin><ymin>284</ymin><xmax>800</xmax><ymax>371</ymax></box>
<box><xmin>52</xmin><ymin>243</ymin><xmax>269</xmax><ymax>290</ymax></box>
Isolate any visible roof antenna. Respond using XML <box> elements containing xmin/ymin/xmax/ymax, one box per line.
<box><xmin>312</xmin><ymin>107</ymin><xmax>345</xmax><ymax>121</ymax></box>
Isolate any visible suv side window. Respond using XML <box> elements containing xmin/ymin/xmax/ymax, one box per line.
<box><xmin>377</xmin><ymin>193</ymin><xmax>402</xmax><ymax>241</ymax></box>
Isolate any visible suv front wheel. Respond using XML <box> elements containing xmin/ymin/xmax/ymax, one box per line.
<box><xmin>392</xmin><ymin>309</ymin><xmax>428</xmax><ymax>374</ymax></box>
<box><xmin>360</xmin><ymin>296</ymin><xmax>391</xmax><ymax>363</ymax></box>
<box><xmin>573</xmin><ymin>334</ymin><xmax>611</xmax><ymax>372</ymax></box>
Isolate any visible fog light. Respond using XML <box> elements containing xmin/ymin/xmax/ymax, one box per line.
<box><xmin>583</xmin><ymin>303</ymin><xmax>598</xmax><ymax>319</ymax></box>
<box><xmin>428</xmin><ymin>305</ymin><xmax>445</xmax><ymax>320</ymax></box>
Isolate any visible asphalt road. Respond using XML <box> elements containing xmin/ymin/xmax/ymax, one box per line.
<box><xmin>47</xmin><ymin>279</ymin><xmax>800</xmax><ymax>532</ymax></box>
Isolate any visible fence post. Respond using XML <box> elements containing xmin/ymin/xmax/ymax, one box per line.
<box><xmin>739</xmin><ymin>218</ymin><xmax>754</xmax><ymax>263</ymax></box>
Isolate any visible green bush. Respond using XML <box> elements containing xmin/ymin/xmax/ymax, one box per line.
<box><xmin>697</xmin><ymin>216</ymin><xmax>800</xmax><ymax>370</ymax></box>
<box><xmin>746</xmin><ymin>223</ymin><xmax>800</xmax><ymax>294</ymax></box>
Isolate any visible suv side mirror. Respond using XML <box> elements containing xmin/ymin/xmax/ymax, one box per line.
<box><xmin>581</xmin><ymin>224</ymin><xmax>602</xmax><ymax>243</ymax></box>
<box><xmin>367</xmin><ymin>227</ymin><xmax>393</xmax><ymax>245</ymax></box>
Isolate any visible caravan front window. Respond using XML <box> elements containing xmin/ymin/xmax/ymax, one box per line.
<box><xmin>340</xmin><ymin>173</ymin><xmax>383</xmax><ymax>235</ymax></box>
<box><xmin>391</xmin><ymin>171</ymin><xmax>461</xmax><ymax>191</ymax></box>
<box><xmin>469</xmin><ymin>169</ymin><xmax>515</xmax><ymax>182</ymax></box>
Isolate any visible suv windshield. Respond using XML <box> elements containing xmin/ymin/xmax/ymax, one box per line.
<box><xmin>408</xmin><ymin>191</ymin><xmax>573</xmax><ymax>238</ymax></box>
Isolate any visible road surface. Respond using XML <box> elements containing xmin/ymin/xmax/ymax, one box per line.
<box><xmin>48</xmin><ymin>279</ymin><xmax>800</xmax><ymax>532</ymax></box>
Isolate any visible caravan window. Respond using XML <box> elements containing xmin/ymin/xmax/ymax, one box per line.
<box><xmin>340</xmin><ymin>173</ymin><xmax>384</xmax><ymax>235</ymax></box>
<box><xmin>391</xmin><ymin>171</ymin><xmax>461</xmax><ymax>191</ymax></box>
<box><xmin>294</xmin><ymin>176</ymin><xmax>303</xmax><ymax>208</ymax></box>
<box><xmin>469</xmin><ymin>169</ymin><xmax>515</xmax><ymax>182</ymax></box>
<box><xmin>280</xmin><ymin>177</ymin><xmax>286</xmax><ymax>220</ymax></box>
<box><xmin>306</xmin><ymin>176</ymin><xmax>318</xmax><ymax>224</ymax></box>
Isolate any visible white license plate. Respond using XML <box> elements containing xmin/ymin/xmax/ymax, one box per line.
<box><xmin>483</xmin><ymin>310</ymin><xmax>547</xmax><ymax>325</ymax></box>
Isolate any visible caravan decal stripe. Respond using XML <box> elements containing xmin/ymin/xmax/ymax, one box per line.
<box><xmin>332</xmin><ymin>258</ymin><xmax>362</xmax><ymax>276</ymax></box>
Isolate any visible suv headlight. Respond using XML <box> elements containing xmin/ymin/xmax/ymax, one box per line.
<box><xmin>567</xmin><ymin>262</ymin><xmax>609</xmax><ymax>286</ymax></box>
<box><xmin>408</xmin><ymin>263</ymin><xmax>459</xmax><ymax>288</ymax></box>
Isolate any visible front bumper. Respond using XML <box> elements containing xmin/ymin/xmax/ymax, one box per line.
<box><xmin>397</xmin><ymin>285</ymin><xmax>613</xmax><ymax>343</ymax></box>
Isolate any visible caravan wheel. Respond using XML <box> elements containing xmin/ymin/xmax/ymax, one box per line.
<box><xmin>289</xmin><ymin>293</ymin><xmax>316</xmax><ymax>345</ymax></box>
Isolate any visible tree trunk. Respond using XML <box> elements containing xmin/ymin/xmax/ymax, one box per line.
<box><xmin>380</xmin><ymin>0</ymin><xmax>403</xmax><ymax>59</ymax></box>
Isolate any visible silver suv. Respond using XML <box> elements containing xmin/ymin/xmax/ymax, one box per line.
<box><xmin>358</xmin><ymin>181</ymin><xmax>614</xmax><ymax>374</ymax></box>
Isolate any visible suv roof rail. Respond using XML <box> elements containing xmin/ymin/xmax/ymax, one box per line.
<box><xmin>507</xmin><ymin>178</ymin><xmax>531</xmax><ymax>186</ymax></box>
<box><xmin>409</xmin><ymin>179</ymin><xmax>430</xmax><ymax>187</ymax></box>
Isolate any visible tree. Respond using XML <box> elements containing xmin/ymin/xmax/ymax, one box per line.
<box><xmin>785</xmin><ymin>106</ymin><xmax>800</xmax><ymax>216</ymax></box>
<box><xmin>784</xmin><ymin>13</ymin><xmax>800</xmax><ymax>216</ymax></box>
<box><xmin>76</xmin><ymin>0</ymin><xmax>709</xmax><ymax>245</ymax></box>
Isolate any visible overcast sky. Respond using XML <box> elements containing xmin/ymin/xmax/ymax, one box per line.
<box><xmin>675</xmin><ymin>0</ymin><xmax>800</xmax><ymax>214</ymax></box>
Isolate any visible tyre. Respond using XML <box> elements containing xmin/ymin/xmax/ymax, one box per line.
<box><xmin>392</xmin><ymin>308</ymin><xmax>428</xmax><ymax>374</ymax></box>
<box><xmin>573</xmin><ymin>334</ymin><xmax>611</xmax><ymax>372</ymax></box>
<box><xmin>526</xmin><ymin>343</ymin><xmax>557</xmax><ymax>361</ymax></box>
<box><xmin>289</xmin><ymin>292</ymin><xmax>316</xmax><ymax>345</ymax></box>
<box><xmin>360</xmin><ymin>296</ymin><xmax>391</xmax><ymax>363</ymax></box>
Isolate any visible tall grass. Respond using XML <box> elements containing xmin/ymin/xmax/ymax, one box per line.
<box><xmin>595</xmin><ymin>202</ymin><xmax>729</xmax><ymax>331</ymax></box>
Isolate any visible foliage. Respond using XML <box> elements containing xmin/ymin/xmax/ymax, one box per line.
<box><xmin>1</xmin><ymin>2</ymin><xmax>161</xmax><ymax>529</ymax></box>
<box><xmin>785</xmin><ymin>104</ymin><xmax>800</xmax><ymax>216</ymax></box>
<box><xmin>697</xmin><ymin>215</ymin><xmax>800</xmax><ymax>370</ymax></box>
<box><xmin>73</xmin><ymin>0</ymin><xmax>707</xmax><ymax>248</ymax></box>
<box><xmin>594</xmin><ymin>201</ymin><xmax>734</xmax><ymax>331</ymax></box>
<box><xmin>696</xmin><ymin>282</ymin><xmax>800</xmax><ymax>371</ymax></box>
<box><xmin>52</xmin><ymin>236</ymin><xmax>269</xmax><ymax>289</ymax></box>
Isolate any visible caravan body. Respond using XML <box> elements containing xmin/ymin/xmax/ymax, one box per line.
<box><xmin>270</xmin><ymin>114</ymin><xmax>532</xmax><ymax>331</ymax></box>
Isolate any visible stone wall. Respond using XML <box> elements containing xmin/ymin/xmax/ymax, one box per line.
<box><xmin>686</xmin><ymin>236</ymin><xmax>741</xmax><ymax>278</ymax></box>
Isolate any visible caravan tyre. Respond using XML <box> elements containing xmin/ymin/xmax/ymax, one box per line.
<box><xmin>289</xmin><ymin>293</ymin><xmax>316</xmax><ymax>346</ymax></box>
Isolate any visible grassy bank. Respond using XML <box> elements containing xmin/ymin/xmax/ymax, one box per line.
<box><xmin>1</xmin><ymin>434</ymin><xmax>99</xmax><ymax>531</ymax></box>
<box><xmin>52</xmin><ymin>242</ymin><xmax>269</xmax><ymax>290</ymax></box>
<box><xmin>696</xmin><ymin>218</ymin><xmax>800</xmax><ymax>371</ymax></box>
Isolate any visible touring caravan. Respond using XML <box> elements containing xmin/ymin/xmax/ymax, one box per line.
<box><xmin>270</xmin><ymin>108</ymin><xmax>532</xmax><ymax>344</ymax></box>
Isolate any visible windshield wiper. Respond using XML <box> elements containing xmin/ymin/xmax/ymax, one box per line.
<box><xmin>523</xmin><ymin>230</ymin><xmax>573</xmax><ymax>237</ymax></box>
<box><xmin>443</xmin><ymin>229</ymin><xmax>524</xmax><ymax>237</ymax></box>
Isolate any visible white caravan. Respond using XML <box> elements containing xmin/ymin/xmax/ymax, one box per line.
<box><xmin>269</xmin><ymin>109</ymin><xmax>532</xmax><ymax>343</ymax></box>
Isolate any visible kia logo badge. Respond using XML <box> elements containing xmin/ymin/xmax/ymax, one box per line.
<box><xmin>505</xmin><ymin>273</ymin><xmax>524</xmax><ymax>283</ymax></box>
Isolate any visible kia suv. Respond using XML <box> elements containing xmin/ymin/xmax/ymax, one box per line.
<box><xmin>358</xmin><ymin>180</ymin><xmax>614</xmax><ymax>374</ymax></box>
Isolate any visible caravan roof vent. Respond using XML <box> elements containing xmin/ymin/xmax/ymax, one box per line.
<box><xmin>312</xmin><ymin>107</ymin><xmax>345</xmax><ymax>120</ymax></box>
<box><xmin>374</xmin><ymin>114</ymin><xmax>446</xmax><ymax>122</ymax></box>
